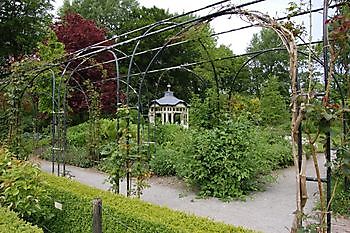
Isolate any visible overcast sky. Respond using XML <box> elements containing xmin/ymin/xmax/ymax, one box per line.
<box><xmin>53</xmin><ymin>0</ymin><xmax>325</xmax><ymax>54</ymax></box>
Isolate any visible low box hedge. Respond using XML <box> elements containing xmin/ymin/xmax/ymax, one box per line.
<box><xmin>0</xmin><ymin>207</ymin><xmax>43</xmax><ymax>233</ymax></box>
<box><xmin>42</xmin><ymin>173</ymin><xmax>256</xmax><ymax>233</ymax></box>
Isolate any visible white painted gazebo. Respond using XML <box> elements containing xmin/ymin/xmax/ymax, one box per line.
<box><xmin>148</xmin><ymin>85</ymin><xmax>189</xmax><ymax>128</ymax></box>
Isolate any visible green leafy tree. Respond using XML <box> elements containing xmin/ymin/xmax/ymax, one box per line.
<box><xmin>0</xmin><ymin>147</ymin><xmax>53</xmax><ymax>226</ymax></box>
<box><xmin>260</xmin><ymin>76</ymin><xmax>289</xmax><ymax>125</ymax></box>
<box><xmin>246</xmin><ymin>28</ymin><xmax>290</xmax><ymax>98</ymax></box>
<box><xmin>57</xmin><ymin>1</ymin><xmax>220</xmax><ymax>104</ymax></box>
<box><xmin>0</xmin><ymin>0</ymin><xmax>53</xmax><ymax>58</ymax></box>
<box><xmin>59</xmin><ymin>0</ymin><xmax>139</xmax><ymax>35</ymax></box>
<box><xmin>2</xmin><ymin>31</ymin><xmax>65</xmax><ymax>156</ymax></box>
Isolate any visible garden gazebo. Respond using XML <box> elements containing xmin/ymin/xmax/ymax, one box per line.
<box><xmin>148</xmin><ymin>84</ymin><xmax>189</xmax><ymax>128</ymax></box>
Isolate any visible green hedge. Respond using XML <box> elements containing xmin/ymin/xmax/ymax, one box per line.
<box><xmin>42</xmin><ymin>174</ymin><xmax>256</xmax><ymax>233</ymax></box>
<box><xmin>0</xmin><ymin>207</ymin><xmax>43</xmax><ymax>233</ymax></box>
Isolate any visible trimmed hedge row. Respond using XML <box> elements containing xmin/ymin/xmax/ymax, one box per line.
<box><xmin>0</xmin><ymin>207</ymin><xmax>43</xmax><ymax>233</ymax></box>
<box><xmin>42</xmin><ymin>174</ymin><xmax>257</xmax><ymax>233</ymax></box>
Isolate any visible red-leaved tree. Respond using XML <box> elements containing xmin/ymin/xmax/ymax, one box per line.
<box><xmin>53</xmin><ymin>13</ymin><xmax>118</xmax><ymax>115</ymax></box>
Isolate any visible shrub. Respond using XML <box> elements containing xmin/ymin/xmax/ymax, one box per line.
<box><xmin>0</xmin><ymin>147</ymin><xmax>52</xmax><ymax>226</ymax></box>
<box><xmin>150</xmin><ymin>124</ymin><xmax>188</xmax><ymax>176</ymax></box>
<box><xmin>332</xmin><ymin>182</ymin><xmax>350</xmax><ymax>217</ymax></box>
<box><xmin>66</xmin><ymin>121</ymin><xmax>89</xmax><ymax>147</ymax></box>
<box><xmin>40</xmin><ymin>145</ymin><xmax>92</xmax><ymax>168</ymax></box>
<box><xmin>181</xmin><ymin>118</ymin><xmax>262</xmax><ymax>199</ymax></box>
<box><xmin>151</xmin><ymin>121</ymin><xmax>292</xmax><ymax>199</ymax></box>
<box><xmin>41</xmin><ymin>173</ymin><xmax>255</xmax><ymax>233</ymax></box>
<box><xmin>0</xmin><ymin>207</ymin><xmax>43</xmax><ymax>233</ymax></box>
<box><xmin>252</xmin><ymin>127</ymin><xmax>292</xmax><ymax>170</ymax></box>
<box><xmin>150</xmin><ymin>145</ymin><xmax>177</xmax><ymax>176</ymax></box>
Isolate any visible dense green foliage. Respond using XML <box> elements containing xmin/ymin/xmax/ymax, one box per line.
<box><xmin>0</xmin><ymin>0</ymin><xmax>53</xmax><ymax>58</ymax></box>
<box><xmin>260</xmin><ymin>76</ymin><xmax>289</xmax><ymax>125</ymax></box>
<box><xmin>151</xmin><ymin>119</ymin><xmax>292</xmax><ymax>199</ymax></box>
<box><xmin>332</xmin><ymin>177</ymin><xmax>350</xmax><ymax>217</ymax></box>
<box><xmin>0</xmin><ymin>147</ymin><xmax>51</xmax><ymax>226</ymax></box>
<box><xmin>40</xmin><ymin>173</ymin><xmax>255</xmax><ymax>233</ymax></box>
<box><xmin>0</xmin><ymin>207</ymin><xmax>43</xmax><ymax>233</ymax></box>
<box><xmin>246</xmin><ymin>28</ymin><xmax>289</xmax><ymax>98</ymax></box>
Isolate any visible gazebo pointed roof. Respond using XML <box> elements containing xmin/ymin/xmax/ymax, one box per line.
<box><xmin>152</xmin><ymin>85</ymin><xmax>187</xmax><ymax>106</ymax></box>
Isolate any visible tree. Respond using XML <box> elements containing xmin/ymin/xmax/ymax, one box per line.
<box><xmin>246</xmin><ymin>28</ymin><xmax>290</xmax><ymax>98</ymax></box>
<box><xmin>260</xmin><ymin>76</ymin><xmax>289</xmax><ymax>125</ymax></box>
<box><xmin>0</xmin><ymin>0</ymin><xmax>53</xmax><ymax>58</ymax></box>
<box><xmin>0</xmin><ymin>0</ymin><xmax>53</xmax><ymax>78</ymax></box>
<box><xmin>59</xmin><ymin>0</ymin><xmax>139</xmax><ymax>35</ymax></box>
<box><xmin>58</xmin><ymin>1</ymin><xmax>216</xmax><ymax>104</ymax></box>
<box><xmin>53</xmin><ymin>12</ymin><xmax>117</xmax><ymax>116</ymax></box>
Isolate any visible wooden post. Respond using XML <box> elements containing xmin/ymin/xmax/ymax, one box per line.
<box><xmin>92</xmin><ymin>198</ymin><xmax>102</xmax><ymax>233</ymax></box>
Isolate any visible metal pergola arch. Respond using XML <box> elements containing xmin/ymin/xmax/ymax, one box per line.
<box><xmin>2</xmin><ymin>1</ymin><xmax>340</xmax><ymax>232</ymax></box>
<box><xmin>51</xmin><ymin>1</ymin><xmax>333</xmax><ymax>231</ymax></box>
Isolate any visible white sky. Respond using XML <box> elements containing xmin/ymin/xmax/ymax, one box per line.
<box><xmin>53</xmin><ymin>0</ymin><xmax>326</xmax><ymax>54</ymax></box>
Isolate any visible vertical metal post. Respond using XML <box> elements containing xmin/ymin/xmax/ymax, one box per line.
<box><xmin>63</xmin><ymin>90</ymin><xmax>67</xmax><ymax>176</ymax></box>
<box><xmin>297</xmin><ymin>123</ymin><xmax>303</xmax><ymax>227</ymax></box>
<box><xmin>51</xmin><ymin>73</ymin><xmax>56</xmax><ymax>174</ymax></box>
<box><xmin>92</xmin><ymin>198</ymin><xmax>102</xmax><ymax>233</ymax></box>
<box><xmin>126</xmin><ymin>111</ymin><xmax>131</xmax><ymax>197</ymax></box>
<box><xmin>323</xmin><ymin>1</ymin><xmax>331</xmax><ymax>232</ymax></box>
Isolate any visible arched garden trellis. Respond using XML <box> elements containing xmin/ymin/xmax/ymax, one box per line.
<box><xmin>3</xmin><ymin>0</ymin><xmax>347</xmax><ymax>232</ymax></box>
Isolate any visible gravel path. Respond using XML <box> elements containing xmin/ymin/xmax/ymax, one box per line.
<box><xmin>32</xmin><ymin>156</ymin><xmax>349</xmax><ymax>233</ymax></box>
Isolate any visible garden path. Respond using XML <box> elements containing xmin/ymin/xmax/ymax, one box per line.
<box><xmin>32</xmin><ymin>156</ymin><xmax>349</xmax><ymax>233</ymax></box>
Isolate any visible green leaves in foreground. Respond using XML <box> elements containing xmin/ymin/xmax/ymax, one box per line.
<box><xmin>0</xmin><ymin>207</ymin><xmax>43</xmax><ymax>233</ymax></box>
<box><xmin>0</xmin><ymin>147</ymin><xmax>52</xmax><ymax>225</ymax></box>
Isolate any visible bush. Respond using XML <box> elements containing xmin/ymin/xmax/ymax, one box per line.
<box><xmin>0</xmin><ymin>207</ymin><xmax>43</xmax><ymax>233</ymax></box>
<box><xmin>40</xmin><ymin>145</ymin><xmax>92</xmax><ymax>168</ymax></box>
<box><xmin>41</xmin><ymin>173</ymin><xmax>255</xmax><ymax>233</ymax></box>
<box><xmin>151</xmin><ymin>120</ymin><xmax>292</xmax><ymax>200</ymax></box>
<box><xmin>150</xmin><ymin>145</ymin><xmax>177</xmax><ymax>176</ymax></box>
<box><xmin>252</xmin><ymin>127</ymin><xmax>292</xmax><ymax>170</ymax></box>
<box><xmin>67</xmin><ymin>121</ymin><xmax>90</xmax><ymax>147</ymax></box>
<box><xmin>0</xmin><ymin>147</ymin><xmax>52</xmax><ymax>226</ymax></box>
<box><xmin>181</xmin><ymin>118</ymin><xmax>262</xmax><ymax>199</ymax></box>
<box><xmin>150</xmin><ymin>124</ymin><xmax>190</xmax><ymax>176</ymax></box>
<box><xmin>332</xmin><ymin>185</ymin><xmax>350</xmax><ymax>216</ymax></box>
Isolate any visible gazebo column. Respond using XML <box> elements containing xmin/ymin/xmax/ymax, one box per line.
<box><xmin>165</xmin><ymin>109</ymin><xmax>169</xmax><ymax>123</ymax></box>
<box><xmin>180</xmin><ymin>112</ymin><xmax>184</xmax><ymax>125</ymax></box>
<box><xmin>186</xmin><ymin>108</ymin><xmax>189</xmax><ymax>128</ymax></box>
<box><xmin>170</xmin><ymin>107</ymin><xmax>174</xmax><ymax>123</ymax></box>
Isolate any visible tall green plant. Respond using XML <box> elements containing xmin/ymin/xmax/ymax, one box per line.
<box><xmin>260</xmin><ymin>76</ymin><xmax>289</xmax><ymax>125</ymax></box>
<box><xmin>0</xmin><ymin>147</ymin><xmax>52</xmax><ymax>225</ymax></box>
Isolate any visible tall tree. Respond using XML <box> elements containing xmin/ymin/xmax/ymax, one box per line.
<box><xmin>246</xmin><ymin>28</ymin><xmax>290</xmax><ymax>97</ymax></box>
<box><xmin>59</xmin><ymin>0</ymin><xmax>139</xmax><ymax>35</ymax></box>
<box><xmin>58</xmin><ymin>1</ymin><xmax>215</xmax><ymax>104</ymax></box>
<box><xmin>260</xmin><ymin>76</ymin><xmax>289</xmax><ymax>125</ymax></box>
<box><xmin>0</xmin><ymin>0</ymin><xmax>53</xmax><ymax>58</ymax></box>
<box><xmin>0</xmin><ymin>0</ymin><xmax>53</xmax><ymax>78</ymax></box>
<box><xmin>53</xmin><ymin>13</ymin><xmax>117</xmax><ymax>116</ymax></box>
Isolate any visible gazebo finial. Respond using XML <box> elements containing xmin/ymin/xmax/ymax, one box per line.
<box><xmin>167</xmin><ymin>84</ymin><xmax>171</xmax><ymax>91</ymax></box>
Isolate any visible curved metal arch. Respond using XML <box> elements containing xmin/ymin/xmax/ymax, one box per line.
<box><xmin>18</xmin><ymin>66</ymin><xmax>57</xmax><ymax>100</ymax></box>
<box><xmin>142</xmin><ymin>65</ymin><xmax>209</xmax><ymax>161</ymax></box>
<box><xmin>197</xmin><ymin>38</ymin><xmax>220</xmax><ymax>110</ymax></box>
<box><xmin>136</xmin><ymin>21</ymin><xmax>207</xmax><ymax>148</ymax></box>
<box><xmin>55</xmin><ymin>47</ymin><xmax>122</xmax><ymax>176</ymax></box>
<box><xmin>153</xmin><ymin>66</ymin><xmax>209</xmax><ymax>99</ymax></box>
<box><xmin>71</xmin><ymin>45</ymin><xmax>146</xmax><ymax>108</ymax></box>
<box><xmin>229</xmin><ymin>47</ymin><xmax>336</xmax><ymax>96</ymax></box>
<box><xmin>59</xmin><ymin>47</ymin><xmax>123</xmax><ymax>110</ymax></box>
<box><xmin>126</xmin><ymin>21</ymin><xmax>180</xmax><ymax>105</ymax></box>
